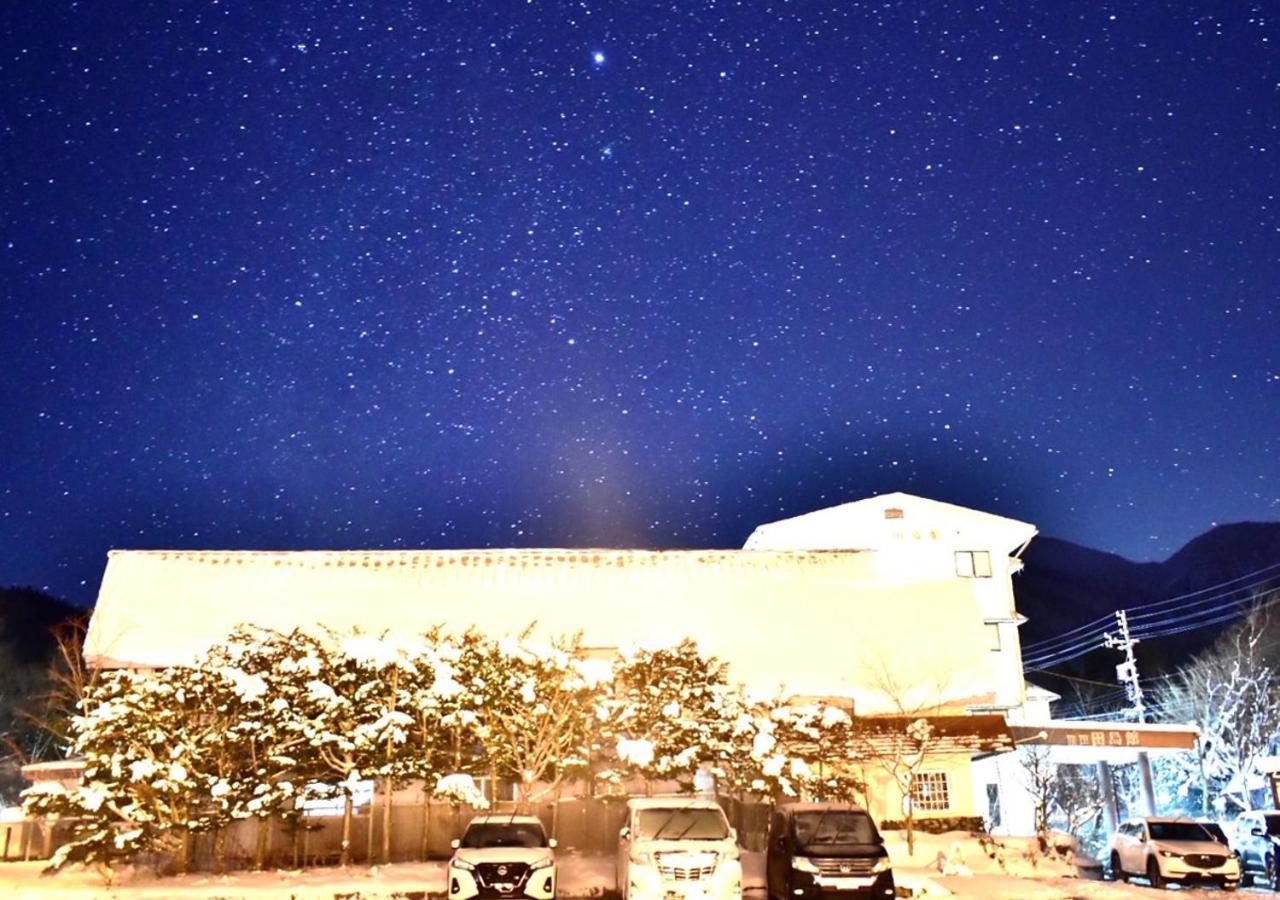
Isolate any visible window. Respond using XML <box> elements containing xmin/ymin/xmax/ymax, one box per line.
<box><xmin>985</xmin><ymin>783</ymin><xmax>1001</xmax><ymax>829</ymax></box>
<box><xmin>884</xmin><ymin>507</ymin><xmax>904</xmax><ymax>520</ymax></box>
<box><xmin>986</xmin><ymin>623</ymin><xmax>1002</xmax><ymax>651</ymax></box>
<box><xmin>911</xmin><ymin>772</ymin><xmax>950</xmax><ymax>811</ymax></box>
<box><xmin>955</xmin><ymin>550</ymin><xmax>992</xmax><ymax>578</ymax></box>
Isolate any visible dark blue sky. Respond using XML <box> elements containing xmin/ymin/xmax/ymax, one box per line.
<box><xmin>2</xmin><ymin>1</ymin><xmax>1277</xmax><ymax>604</ymax></box>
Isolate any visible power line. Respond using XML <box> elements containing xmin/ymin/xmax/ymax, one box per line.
<box><xmin>1019</xmin><ymin>561</ymin><xmax>1280</xmax><ymax>671</ymax></box>
<box><xmin>1123</xmin><ymin>560</ymin><xmax>1280</xmax><ymax>616</ymax></box>
<box><xmin>1128</xmin><ymin>573</ymin><xmax>1280</xmax><ymax>625</ymax></box>
<box><xmin>1021</xmin><ymin>614</ymin><xmax>1116</xmax><ymax>654</ymax></box>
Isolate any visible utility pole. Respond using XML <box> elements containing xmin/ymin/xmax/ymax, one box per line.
<box><xmin>1104</xmin><ymin>609</ymin><xmax>1156</xmax><ymax>815</ymax></box>
<box><xmin>1104</xmin><ymin>610</ymin><xmax>1146</xmax><ymax>722</ymax></box>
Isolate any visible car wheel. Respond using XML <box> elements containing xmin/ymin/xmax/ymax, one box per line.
<box><xmin>1147</xmin><ymin>856</ymin><xmax>1165</xmax><ymax>889</ymax></box>
<box><xmin>1110</xmin><ymin>852</ymin><xmax>1126</xmax><ymax>882</ymax></box>
<box><xmin>1269</xmin><ymin>853</ymin><xmax>1280</xmax><ymax>892</ymax></box>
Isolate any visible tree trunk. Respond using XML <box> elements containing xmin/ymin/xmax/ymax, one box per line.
<box><xmin>213</xmin><ymin>828</ymin><xmax>227</xmax><ymax>874</ymax></box>
<box><xmin>420</xmin><ymin>783</ymin><xmax>432</xmax><ymax>861</ymax></box>
<box><xmin>255</xmin><ymin>815</ymin><xmax>269</xmax><ymax>870</ymax></box>
<box><xmin>902</xmin><ymin>778</ymin><xmax>915</xmax><ymax>857</ymax></box>
<box><xmin>175</xmin><ymin>829</ymin><xmax>191</xmax><ymax>875</ymax></box>
<box><xmin>517</xmin><ymin>776</ymin><xmax>534</xmax><ymax>814</ymax></box>
<box><xmin>382</xmin><ymin>774</ymin><xmax>394</xmax><ymax>863</ymax></box>
<box><xmin>341</xmin><ymin>794</ymin><xmax>354</xmax><ymax>867</ymax></box>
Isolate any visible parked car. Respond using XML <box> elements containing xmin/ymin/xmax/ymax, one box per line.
<box><xmin>1108</xmin><ymin>816</ymin><xmax>1239</xmax><ymax>890</ymax></box>
<box><xmin>766</xmin><ymin>802</ymin><xmax>894</xmax><ymax>900</ymax></box>
<box><xmin>616</xmin><ymin>796</ymin><xmax>743</xmax><ymax>900</ymax></box>
<box><xmin>1201</xmin><ymin>821</ymin><xmax>1233</xmax><ymax>847</ymax></box>
<box><xmin>449</xmin><ymin>814</ymin><xmax>557</xmax><ymax>900</ymax></box>
<box><xmin>1231</xmin><ymin>809</ymin><xmax>1280</xmax><ymax>890</ymax></box>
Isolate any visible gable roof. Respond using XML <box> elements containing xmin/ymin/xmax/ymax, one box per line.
<box><xmin>743</xmin><ymin>492</ymin><xmax>1037</xmax><ymax>553</ymax></box>
<box><xmin>85</xmin><ymin>547</ymin><xmax>999</xmax><ymax>711</ymax></box>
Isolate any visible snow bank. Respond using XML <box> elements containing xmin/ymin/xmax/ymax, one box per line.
<box><xmin>0</xmin><ymin>851</ymin><xmax>619</xmax><ymax>900</ymax></box>
<box><xmin>882</xmin><ymin>829</ymin><xmax>1078</xmax><ymax>880</ymax></box>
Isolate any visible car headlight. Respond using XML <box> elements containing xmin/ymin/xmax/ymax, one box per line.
<box><xmin>630</xmin><ymin>851</ymin><xmax>653</xmax><ymax>866</ymax></box>
<box><xmin>791</xmin><ymin>857</ymin><xmax>820</xmax><ymax>873</ymax></box>
<box><xmin>452</xmin><ymin>858</ymin><xmax>476</xmax><ymax>871</ymax></box>
<box><xmin>872</xmin><ymin>856</ymin><xmax>893</xmax><ymax>873</ymax></box>
<box><xmin>1158</xmin><ymin>850</ymin><xmax>1180</xmax><ymax>859</ymax></box>
<box><xmin>531</xmin><ymin>856</ymin><xmax>555</xmax><ymax>871</ymax></box>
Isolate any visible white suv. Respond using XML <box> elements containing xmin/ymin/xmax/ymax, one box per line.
<box><xmin>616</xmin><ymin>797</ymin><xmax>743</xmax><ymax>900</ymax></box>
<box><xmin>1108</xmin><ymin>816</ymin><xmax>1239</xmax><ymax>891</ymax></box>
<box><xmin>449</xmin><ymin>814</ymin><xmax>558</xmax><ymax>900</ymax></box>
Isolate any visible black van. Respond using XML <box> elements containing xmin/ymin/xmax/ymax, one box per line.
<box><xmin>766</xmin><ymin>803</ymin><xmax>894</xmax><ymax>900</ymax></box>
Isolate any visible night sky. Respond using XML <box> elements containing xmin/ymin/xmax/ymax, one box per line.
<box><xmin>3</xmin><ymin>2</ymin><xmax>1278</xmax><ymax>605</ymax></box>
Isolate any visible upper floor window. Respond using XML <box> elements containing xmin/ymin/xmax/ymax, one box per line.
<box><xmin>955</xmin><ymin>550</ymin><xmax>992</xmax><ymax>578</ymax></box>
<box><xmin>884</xmin><ymin>507</ymin><xmax>904</xmax><ymax>520</ymax></box>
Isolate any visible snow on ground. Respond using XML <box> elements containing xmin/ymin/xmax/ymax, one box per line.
<box><xmin>0</xmin><ymin>836</ymin><xmax>1261</xmax><ymax>899</ymax></box>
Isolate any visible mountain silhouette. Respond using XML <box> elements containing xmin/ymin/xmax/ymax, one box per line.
<box><xmin>1016</xmin><ymin>522</ymin><xmax>1280</xmax><ymax>710</ymax></box>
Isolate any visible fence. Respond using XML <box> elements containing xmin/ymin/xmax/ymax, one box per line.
<box><xmin>6</xmin><ymin>794</ymin><xmax>776</xmax><ymax>870</ymax></box>
<box><xmin>0</xmin><ymin>819</ymin><xmax>73</xmax><ymax>861</ymax></box>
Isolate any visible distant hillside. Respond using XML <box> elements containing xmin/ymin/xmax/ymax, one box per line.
<box><xmin>0</xmin><ymin>586</ymin><xmax>81</xmax><ymax>666</ymax></box>
<box><xmin>0</xmin><ymin>586</ymin><xmax>82</xmax><ymax>803</ymax></box>
<box><xmin>1016</xmin><ymin>522</ymin><xmax>1280</xmax><ymax>703</ymax></box>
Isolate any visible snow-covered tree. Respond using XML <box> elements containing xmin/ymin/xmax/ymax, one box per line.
<box><xmin>24</xmin><ymin>665</ymin><xmax>224</xmax><ymax>877</ymax></box>
<box><xmin>1048</xmin><ymin>763</ymin><xmax>1107</xmax><ymax>855</ymax></box>
<box><xmin>716</xmin><ymin>695</ymin><xmax>862</xmax><ymax>801</ymax></box>
<box><xmin>1152</xmin><ymin>600</ymin><xmax>1280</xmax><ymax>815</ymax></box>
<box><xmin>852</xmin><ymin>659</ymin><xmax>958</xmax><ymax>857</ymax></box>
<box><xmin>189</xmin><ymin>626</ymin><xmax>320</xmax><ymax>871</ymax></box>
<box><xmin>1016</xmin><ymin>745</ymin><xmax>1054</xmax><ymax>839</ymax></box>
<box><xmin>278</xmin><ymin>628</ymin><xmax>404</xmax><ymax>867</ymax></box>
<box><xmin>399</xmin><ymin>629</ymin><xmax>482</xmax><ymax>858</ymax></box>
<box><xmin>461</xmin><ymin>630</ymin><xmax>599</xmax><ymax>811</ymax></box>
<box><xmin>335</xmin><ymin>630</ymin><xmax>423</xmax><ymax>864</ymax></box>
<box><xmin>598</xmin><ymin>639</ymin><xmax>736</xmax><ymax>791</ymax></box>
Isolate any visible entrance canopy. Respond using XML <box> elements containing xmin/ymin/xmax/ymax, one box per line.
<box><xmin>1009</xmin><ymin>721</ymin><xmax>1198</xmax><ymax>764</ymax></box>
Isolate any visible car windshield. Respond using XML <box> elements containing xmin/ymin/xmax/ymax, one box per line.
<box><xmin>1200</xmin><ymin>823</ymin><xmax>1228</xmax><ymax>843</ymax></box>
<box><xmin>1250</xmin><ymin>817</ymin><xmax>1280</xmax><ymax>836</ymax></box>
<box><xmin>793</xmin><ymin>811</ymin><xmax>878</xmax><ymax>845</ymax></box>
<box><xmin>461</xmin><ymin>823</ymin><xmax>549</xmax><ymax>848</ymax></box>
<box><xmin>636</xmin><ymin>808</ymin><xmax>730</xmax><ymax>840</ymax></box>
<box><xmin>1149</xmin><ymin>822</ymin><xmax>1211</xmax><ymax>842</ymax></box>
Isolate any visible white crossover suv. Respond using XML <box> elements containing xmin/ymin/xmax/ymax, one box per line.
<box><xmin>1108</xmin><ymin>816</ymin><xmax>1239</xmax><ymax>890</ymax></box>
<box><xmin>616</xmin><ymin>797</ymin><xmax>743</xmax><ymax>900</ymax></box>
<box><xmin>449</xmin><ymin>814</ymin><xmax>558</xmax><ymax>900</ymax></box>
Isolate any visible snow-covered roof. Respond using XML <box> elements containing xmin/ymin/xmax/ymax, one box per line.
<box><xmin>85</xmin><ymin>547</ymin><xmax>999</xmax><ymax>709</ymax></box>
<box><xmin>744</xmin><ymin>492</ymin><xmax>1037</xmax><ymax>553</ymax></box>
<box><xmin>1023</xmin><ymin>682</ymin><xmax>1062</xmax><ymax>702</ymax></box>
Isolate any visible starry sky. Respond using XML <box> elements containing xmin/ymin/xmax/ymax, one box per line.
<box><xmin>2</xmin><ymin>1</ymin><xmax>1278</xmax><ymax>604</ymax></box>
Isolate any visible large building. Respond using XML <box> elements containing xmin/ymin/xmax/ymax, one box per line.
<box><xmin>79</xmin><ymin>490</ymin><xmax>1195</xmax><ymax>830</ymax></box>
<box><xmin>82</xmin><ymin>492</ymin><xmax>1026</xmax><ymax>822</ymax></box>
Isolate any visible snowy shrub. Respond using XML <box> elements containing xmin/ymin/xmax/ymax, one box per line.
<box><xmin>598</xmin><ymin>639</ymin><xmax>736</xmax><ymax>789</ymax></box>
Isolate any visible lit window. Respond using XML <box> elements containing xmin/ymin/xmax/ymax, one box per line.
<box><xmin>955</xmin><ymin>550</ymin><xmax>992</xmax><ymax>578</ymax></box>
<box><xmin>884</xmin><ymin>508</ymin><xmax>904</xmax><ymax>520</ymax></box>
<box><xmin>912</xmin><ymin>772</ymin><xmax>951</xmax><ymax>811</ymax></box>
<box><xmin>987</xmin><ymin>623</ymin><xmax>1002</xmax><ymax>651</ymax></box>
